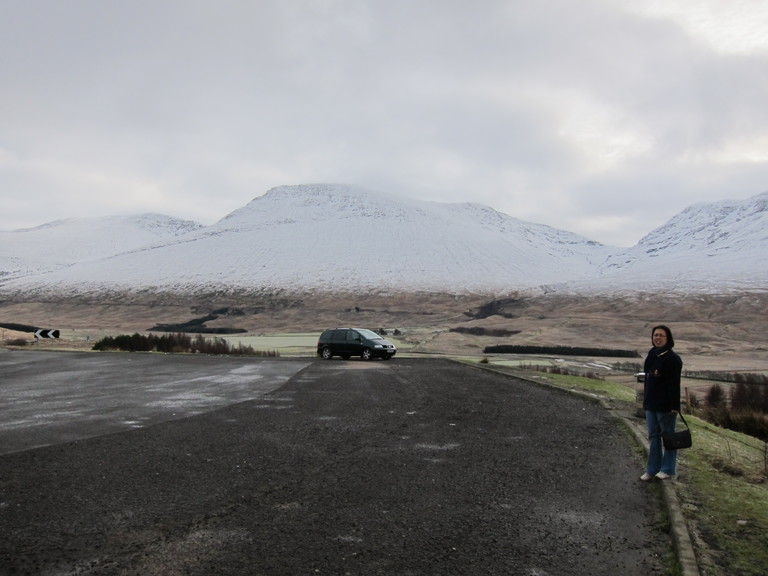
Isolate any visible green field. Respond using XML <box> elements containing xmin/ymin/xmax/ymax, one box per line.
<box><xmin>223</xmin><ymin>333</ymin><xmax>411</xmax><ymax>357</ymax></box>
<box><xmin>222</xmin><ymin>333</ymin><xmax>319</xmax><ymax>356</ymax></box>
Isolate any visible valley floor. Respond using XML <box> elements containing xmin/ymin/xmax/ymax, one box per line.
<box><xmin>2</xmin><ymin>290</ymin><xmax>768</xmax><ymax>376</ymax></box>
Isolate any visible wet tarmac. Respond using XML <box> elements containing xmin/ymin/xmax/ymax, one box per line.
<box><xmin>0</xmin><ymin>352</ymin><xmax>670</xmax><ymax>575</ymax></box>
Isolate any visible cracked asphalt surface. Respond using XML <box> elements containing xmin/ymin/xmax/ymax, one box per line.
<box><xmin>0</xmin><ymin>352</ymin><xmax>668</xmax><ymax>575</ymax></box>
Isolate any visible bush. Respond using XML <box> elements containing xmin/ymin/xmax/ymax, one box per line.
<box><xmin>706</xmin><ymin>383</ymin><xmax>727</xmax><ymax>408</ymax></box>
<box><xmin>699</xmin><ymin>382</ymin><xmax>768</xmax><ymax>441</ymax></box>
<box><xmin>5</xmin><ymin>338</ymin><xmax>28</xmax><ymax>347</ymax></box>
<box><xmin>730</xmin><ymin>411</ymin><xmax>768</xmax><ymax>442</ymax></box>
<box><xmin>92</xmin><ymin>333</ymin><xmax>278</xmax><ymax>357</ymax></box>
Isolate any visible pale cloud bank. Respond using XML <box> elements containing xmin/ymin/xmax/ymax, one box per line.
<box><xmin>2</xmin><ymin>0</ymin><xmax>767</xmax><ymax>246</ymax></box>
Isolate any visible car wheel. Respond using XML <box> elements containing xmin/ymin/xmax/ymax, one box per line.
<box><xmin>361</xmin><ymin>348</ymin><xmax>373</xmax><ymax>361</ymax></box>
<box><xmin>321</xmin><ymin>347</ymin><xmax>333</xmax><ymax>360</ymax></box>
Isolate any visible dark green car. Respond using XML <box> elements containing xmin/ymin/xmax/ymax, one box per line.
<box><xmin>317</xmin><ymin>328</ymin><xmax>397</xmax><ymax>360</ymax></box>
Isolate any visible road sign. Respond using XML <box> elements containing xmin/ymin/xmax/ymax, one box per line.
<box><xmin>34</xmin><ymin>329</ymin><xmax>60</xmax><ymax>339</ymax></box>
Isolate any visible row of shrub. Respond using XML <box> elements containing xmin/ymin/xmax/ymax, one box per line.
<box><xmin>92</xmin><ymin>333</ymin><xmax>278</xmax><ymax>356</ymax></box>
<box><xmin>694</xmin><ymin>381</ymin><xmax>768</xmax><ymax>413</ymax></box>
<box><xmin>483</xmin><ymin>344</ymin><xmax>639</xmax><ymax>358</ymax></box>
<box><xmin>698</xmin><ymin>406</ymin><xmax>768</xmax><ymax>443</ymax></box>
<box><xmin>690</xmin><ymin>382</ymin><xmax>768</xmax><ymax>442</ymax></box>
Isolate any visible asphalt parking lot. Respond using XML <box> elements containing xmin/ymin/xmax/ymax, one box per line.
<box><xmin>0</xmin><ymin>351</ymin><xmax>669</xmax><ymax>575</ymax></box>
<box><xmin>0</xmin><ymin>350</ymin><xmax>312</xmax><ymax>455</ymax></box>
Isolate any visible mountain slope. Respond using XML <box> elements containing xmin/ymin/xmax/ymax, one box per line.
<box><xmin>0</xmin><ymin>214</ymin><xmax>203</xmax><ymax>282</ymax></box>
<box><xmin>1</xmin><ymin>185</ymin><xmax>766</xmax><ymax>296</ymax></box>
<box><xmin>0</xmin><ymin>184</ymin><xmax>614</xmax><ymax>294</ymax></box>
<box><xmin>593</xmin><ymin>191</ymin><xmax>768</xmax><ymax>291</ymax></box>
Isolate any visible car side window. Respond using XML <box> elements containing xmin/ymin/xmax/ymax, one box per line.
<box><xmin>347</xmin><ymin>331</ymin><xmax>358</xmax><ymax>341</ymax></box>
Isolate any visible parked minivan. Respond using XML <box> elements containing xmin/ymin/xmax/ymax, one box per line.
<box><xmin>317</xmin><ymin>328</ymin><xmax>397</xmax><ymax>360</ymax></box>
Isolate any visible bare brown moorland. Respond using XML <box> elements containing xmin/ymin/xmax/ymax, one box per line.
<box><xmin>3</xmin><ymin>290</ymin><xmax>767</xmax><ymax>375</ymax></box>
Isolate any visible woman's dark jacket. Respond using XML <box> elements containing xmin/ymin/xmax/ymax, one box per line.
<box><xmin>643</xmin><ymin>346</ymin><xmax>683</xmax><ymax>412</ymax></box>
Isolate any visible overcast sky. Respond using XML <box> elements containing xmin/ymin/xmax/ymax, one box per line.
<box><xmin>2</xmin><ymin>0</ymin><xmax>767</xmax><ymax>246</ymax></box>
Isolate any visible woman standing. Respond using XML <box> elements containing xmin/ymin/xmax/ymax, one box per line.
<box><xmin>641</xmin><ymin>325</ymin><xmax>683</xmax><ymax>481</ymax></box>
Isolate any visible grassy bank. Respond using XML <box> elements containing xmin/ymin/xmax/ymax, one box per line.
<box><xmin>678</xmin><ymin>419</ymin><xmax>768</xmax><ymax>575</ymax></box>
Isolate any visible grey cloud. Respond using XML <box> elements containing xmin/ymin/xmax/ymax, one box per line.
<box><xmin>1</xmin><ymin>0</ymin><xmax>766</xmax><ymax>246</ymax></box>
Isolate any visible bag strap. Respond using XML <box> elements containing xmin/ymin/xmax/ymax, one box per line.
<box><xmin>677</xmin><ymin>411</ymin><xmax>689</xmax><ymax>429</ymax></box>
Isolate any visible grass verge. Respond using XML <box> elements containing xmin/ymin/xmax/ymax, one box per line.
<box><xmin>677</xmin><ymin>420</ymin><xmax>768</xmax><ymax>576</ymax></box>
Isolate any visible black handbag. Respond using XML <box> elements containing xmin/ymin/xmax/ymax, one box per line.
<box><xmin>663</xmin><ymin>412</ymin><xmax>692</xmax><ymax>450</ymax></box>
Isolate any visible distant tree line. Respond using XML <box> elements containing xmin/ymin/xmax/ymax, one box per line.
<box><xmin>0</xmin><ymin>322</ymin><xmax>39</xmax><ymax>333</ymax></box>
<box><xmin>148</xmin><ymin>312</ymin><xmax>247</xmax><ymax>334</ymax></box>
<box><xmin>451</xmin><ymin>327</ymin><xmax>521</xmax><ymax>337</ymax></box>
<box><xmin>483</xmin><ymin>344</ymin><xmax>639</xmax><ymax>358</ymax></box>
<box><xmin>92</xmin><ymin>333</ymin><xmax>277</xmax><ymax>356</ymax></box>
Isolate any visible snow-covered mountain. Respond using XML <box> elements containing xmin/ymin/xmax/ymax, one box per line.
<box><xmin>0</xmin><ymin>214</ymin><xmax>203</xmax><ymax>282</ymax></box>
<box><xmin>1</xmin><ymin>184</ymin><xmax>766</xmax><ymax>296</ymax></box>
<box><xmin>590</xmin><ymin>191</ymin><xmax>768</xmax><ymax>292</ymax></box>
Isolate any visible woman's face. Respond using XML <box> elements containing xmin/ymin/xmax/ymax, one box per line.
<box><xmin>652</xmin><ymin>329</ymin><xmax>668</xmax><ymax>348</ymax></box>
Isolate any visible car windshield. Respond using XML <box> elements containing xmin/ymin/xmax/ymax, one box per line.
<box><xmin>357</xmin><ymin>329</ymin><xmax>383</xmax><ymax>340</ymax></box>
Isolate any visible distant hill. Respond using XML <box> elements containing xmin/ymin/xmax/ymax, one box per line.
<box><xmin>0</xmin><ymin>214</ymin><xmax>203</xmax><ymax>282</ymax></box>
<box><xmin>591</xmin><ymin>191</ymin><xmax>768</xmax><ymax>292</ymax></box>
<box><xmin>1</xmin><ymin>184</ymin><xmax>766</xmax><ymax>296</ymax></box>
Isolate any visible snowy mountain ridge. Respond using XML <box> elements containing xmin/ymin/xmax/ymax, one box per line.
<box><xmin>592</xmin><ymin>190</ymin><xmax>768</xmax><ymax>292</ymax></box>
<box><xmin>1</xmin><ymin>184</ymin><xmax>766</xmax><ymax>296</ymax></box>
<box><xmin>0</xmin><ymin>214</ymin><xmax>203</xmax><ymax>282</ymax></box>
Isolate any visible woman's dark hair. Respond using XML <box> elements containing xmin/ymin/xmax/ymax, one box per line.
<box><xmin>651</xmin><ymin>325</ymin><xmax>675</xmax><ymax>348</ymax></box>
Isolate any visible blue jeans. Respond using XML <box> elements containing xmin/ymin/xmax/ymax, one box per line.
<box><xmin>646</xmin><ymin>410</ymin><xmax>678</xmax><ymax>475</ymax></box>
